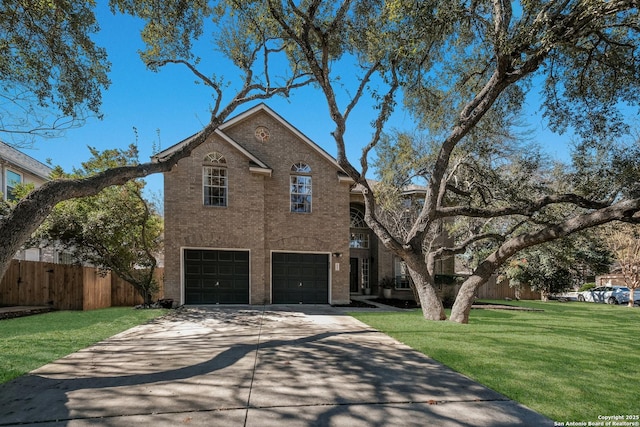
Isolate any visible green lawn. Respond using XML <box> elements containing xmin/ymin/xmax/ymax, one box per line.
<box><xmin>351</xmin><ymin>300</ymin><xmax>640</xmax><ymax>423</ymax></box>
<box><xmin>0</xmin><ymin>307</ymin><xmax>167</xmax><ymax>384</ymax></box>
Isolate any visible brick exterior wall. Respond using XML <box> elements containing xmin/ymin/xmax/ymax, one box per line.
<box><xmin>163</xmin><ymin>107</ymin><xmax>351</xmax><ymax>305</ymax></box>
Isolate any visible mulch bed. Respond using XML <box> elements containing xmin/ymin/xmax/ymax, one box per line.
<box><xmin>471</xmin><ymin>301</ymin><xmax>544</xmax><ymax>311</ymax></box>
<box><xmin>371</xmin><ymin>298</ymin><xmax>420</xmax><ymax>309</ymax></box>
<box><xmin>332</xmin><ymin>299</ymin><xmax>378</xmax><ymax>308</ymax></box>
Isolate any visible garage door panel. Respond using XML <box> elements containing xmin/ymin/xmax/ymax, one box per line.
<box><xmin>272</xmin><ymin>265</ymin><xmax>286</xmax><ymax>276</ymax></box>
<box><xmin>201</xmin><ymin>265</ymin><xmax>218</xmax><ymax>275</ymax></box>
<box><xmin>216</xmin><ymin>252</ymin><xmax>232</xmax><ymax>262</ymax></box>
<box><xmin>234</xmin><ymin>252</ymin><xmax>249</xmax><ymax>262</ymax></box>
<box><xmin>201</xmin><ymin>280</ymin><xmax>218</xmax><ymax>290</ymax></box>
<box><xmin>184</xmin><ymin>263</ymin><xmax>202</xmax><ymax>275</ymax></box>
<box><xmin>184</xmin><ymin>249</ymin><xmax>249</xmax><ymax>304</ymax></box>
<box><xmin>217</xmin><ymin>278</ymin><xmax>235</xmax><ymax>288</ymax></box>
<box><xmin>301</xmin><ymin>266</ymin><xmax>315</xmax><ymax>276</ymax></box>
<box><xmin>217</xmin><ymin>265</ymin><xmax>234</xmax><ymax>276</ymax></box>
<box><xmin>184</xmin><ymin>276</ymin><xmax>202</xmax><ymax>287</ymax></box>
<box><xmin>287</xmin><ymin>267</ymin><xmax>302</xmax><ymax>276</ymax></box>
<box><xmin>185</xmin><ymin>251</ymin><xmax>202</xmax><ymax>261</ymax></box>
<box><xmin>233</xmin><ymin>265</ymin><xmax>247</xmax><ymax>274</ymax></box>
<box><xmin>201</xmin><ymin>251</ymin><xmax>216</xmax><ymax>261</ymax></box>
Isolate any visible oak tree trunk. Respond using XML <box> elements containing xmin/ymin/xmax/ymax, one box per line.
<box><xmin>408</xmin><ymin>265</ymin><xmax>446</xmax><ymax>321</ymax></box>
<box><xmin>449</xmin><ymin>276</ymin><xmax>483</xmax><ymax>324</ymax></box>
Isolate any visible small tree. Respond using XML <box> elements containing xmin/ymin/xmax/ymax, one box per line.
<box><xmin>603</xmin><ymin>224</ymin><xmax>640</xmax><ymax>307</ymax></box>
<box><xmin>33</xmin><ymin>145</ymin><xmax>163</xmax><ymax>306</ymax></box>
<box><xmin>503</xmin><ymin>256</ymin><xmax>576</xmax><ymax>301</ymax></box>
<box><xmin>502</xmin><ymin>234</ymin><xmax>612</xmax><ymax>300</ymax></box>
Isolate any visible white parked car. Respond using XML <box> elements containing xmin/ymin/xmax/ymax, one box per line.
<box><xmin>577</xmin><ymin>286</ymin><xmax>640</xmax><ymax>305</ymax></box>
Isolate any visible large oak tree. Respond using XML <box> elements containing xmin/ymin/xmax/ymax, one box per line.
<box><xmin>251</xmin><ymin>0</ymin><xmax>640</xmax><ymax>322</ymax></box>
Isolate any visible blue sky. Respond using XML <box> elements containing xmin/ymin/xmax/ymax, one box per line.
<box><xmin>18</xmin><ymin>3</ymin><xmax>572</xmax><ymax>199</ymax></box>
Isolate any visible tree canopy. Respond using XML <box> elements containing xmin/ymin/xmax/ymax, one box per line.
<box><xmin>0</xmin><ymin>0</ymin><xmax>110</xmax><ymax>144</ymax></box>
<box><xmin>502</xmin><ymin>233</ymin><xmax>612</xmax><ymax>300</ymax></box>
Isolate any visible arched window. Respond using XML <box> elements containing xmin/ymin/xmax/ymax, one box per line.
<box><xmin>290</xmin><ymin>162</ymin><xmax>312</xmax><ymax>213</ymax></box>
<box><xmin>203</xmin><ymin>152</ymin><xmax>227</xmax><ymax>207</ymax></box>
<box><xmin>350</xmin><ymin>207</ymin><xmax>367</xmax><ymax>228</ymax></box>
<box><xmin>350</xmin><ymin>207</ymin><xmax>369</xmax><ymax>248</ymax></box>
<box><xmin>291</xmin><ymin>162</ymin><xmax>311</xmax><ymax>173</ymax></box>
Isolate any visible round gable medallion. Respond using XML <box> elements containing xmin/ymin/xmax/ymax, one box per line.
<box><xmin>255</xmin><ymin>126</ymin><xmax>270</xmax><ymax>142</ymax></box>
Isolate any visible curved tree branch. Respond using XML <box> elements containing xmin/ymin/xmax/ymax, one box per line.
<box><xmin>437</xmin><ymin>194</ymin><xmax>612</xmax><ymax>219</ymax></box>
<box><xmin>450</xmin><ymin>197</ymin><xmax>640</xmax><ymax>323</ymax></box>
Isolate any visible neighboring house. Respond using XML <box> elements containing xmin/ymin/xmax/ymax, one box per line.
<box><xmin>0</xmin><ymin>140</ymin><xmax>66</xmax><ymax>263</ymax></box>
<box><xmin>156</xmin><ymin>104</ymin><xmax>454</xmax><ymax>306</ymax></box>
<box><xmin>596</xmin><ymin>271</ymin><xmax>628</xmax><ymax>288</ymax></box>
<box><xmin>0</xmin><ymin>140</ymin><xmax>51</xmax><ymax>202</ymax></box>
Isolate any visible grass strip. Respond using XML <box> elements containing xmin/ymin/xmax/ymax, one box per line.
<box><xmin>0</xmin><ymin>307</ymin><xmax>167</xmax><ymax>384</ymax></box>
<box><xmin>351</xmin><ymin>300</ymin><xmax>640</xmax><ymax>422</ymax></box>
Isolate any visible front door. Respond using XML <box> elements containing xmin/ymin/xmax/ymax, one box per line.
<box><xmin>349</xmin><ymin>257</ymin><xmax>359</xmax><ymax>293</ymax></box>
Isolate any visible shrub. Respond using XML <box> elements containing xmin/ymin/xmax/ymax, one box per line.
<box><xmin>578</xmin><ymin>282</ymin><xmax>596</xmax><ymax>292</ymax></box>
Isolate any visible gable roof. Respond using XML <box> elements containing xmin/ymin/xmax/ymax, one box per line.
<box><xmin>153</xmin><ymin>104</ymin><xmax>345</xmax><ymax>175</ymax></box>
<box><xmin>212</xmin><ymin>128</ymin><xmax>270</xmax><ymax>170</ymax></box>
<box><xmin>220</xmin><ymin>103</ymin><xmax>343</xmax><ymax>170</ymax></box>
<box><xmin>0</xmin><ymin>140</ymin><xmax>53</xmax><ymax>180</ymax></box>
<box><xmin>152</xmin><ymin>127</ymin><xmax>270</xmax><ymax>170</ymax></box>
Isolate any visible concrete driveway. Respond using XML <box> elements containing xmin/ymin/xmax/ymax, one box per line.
<box><xmin>0</xmin><ymin>305</ymin><xmax>553</xmax><ymax>426</ymax></box>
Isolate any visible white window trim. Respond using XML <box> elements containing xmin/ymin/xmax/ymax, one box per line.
<box><xmin>203</xmin><ymin>166</ymin><xmax>228</xmax><ymax>207</ymax></box>
<box><xmin>290</xmin><ymin>163</ymin><xmax>312</xmax><ymax>213</ymax></box>
<box><xmin>202</xmin><ymin>152</ymin><xmax>228</xmax><ymax>207</ymax></box>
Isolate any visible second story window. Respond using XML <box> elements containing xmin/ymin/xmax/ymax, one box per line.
<box><xmin>350</xmin><ymin>207</ymin><xmax>369</xmax><ymax>248</ymax></box>
<box><xmin>4</xmin><ymin>170</ymin><xmax>22</xmax><ymax>202</ymax></box>
<box><xmin>203</xmin><ymin>152</ymin><xmax>227</xmax><ymax>207</ymax></box>
<box><xmin>290</xmin><ymin>162</ymin><xmax>312</xmax><ymax>213</ymax></box>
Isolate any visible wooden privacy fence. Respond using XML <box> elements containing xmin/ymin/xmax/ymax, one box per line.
<box><xmin>442</xmin><ymin>276</ymin><xmax>541</xmax><ymax>301</ymax></box>
<box><xmin>0</xmin><ymin>260</ymin><xmax>164</xmax><ymax>310</ymax></box>
<box><xmin>474</xmin><ymin>277</ymin><xmax>541</xmax><ymax>300</ymax></box>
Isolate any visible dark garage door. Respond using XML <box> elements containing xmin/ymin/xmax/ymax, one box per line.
<box><xmin>184</xmin><ymin>249</ymin><xmax>249</xmax><ymax>304</ymax></box>
<box><xmin>272</xmin><ymin>253</ymin><xmax>329</xmax><ymax>304</ymax></box>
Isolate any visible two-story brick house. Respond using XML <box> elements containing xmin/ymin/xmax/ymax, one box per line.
<box><xmin>156</xmin><ymin>104</ymin><xmax>452</xmax><ymax>306</ymax></box>
<box><xmin>0</xmin><ymin>140</ymin><xmax>52</xmax><ymax>203</ymax></box>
